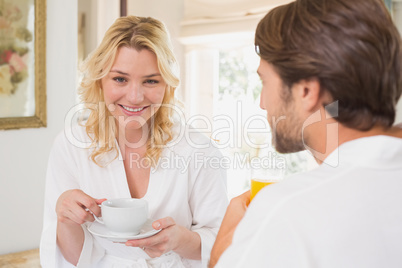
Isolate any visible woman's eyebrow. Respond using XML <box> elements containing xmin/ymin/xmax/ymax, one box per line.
<box><xmin>143</xmin><ymin>73</ymin><xmax>161</xmax><ymax>78</ymax></box>
<box><xmin>110</xmin><ymin>69</ymin><xmax>129</xmax><ymax>76</ymax></box>
<box><xmin>109</xmin><ymin>70</ymin><xmax>161</xmax><ymax>78</ymax></box>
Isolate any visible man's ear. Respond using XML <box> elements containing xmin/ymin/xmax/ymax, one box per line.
<box><xmin>293</xmin><ymin>78</ymin><xmax>321</xmax><ymax>112</ymax></box>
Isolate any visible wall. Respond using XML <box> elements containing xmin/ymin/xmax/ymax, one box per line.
<box><xmin>77</xmin><ymin>0</ymin><xmax>120</xmax><ymax>60</ymax></box>
<box><xmin>77</xmin><ymin>0</ymin><xmax>98</xmax><ymax>60</ymax></box>
<box><xmin>0</xmin><ymin>0</ymin><xmax>78</xmax><ymax>254</ymax></box>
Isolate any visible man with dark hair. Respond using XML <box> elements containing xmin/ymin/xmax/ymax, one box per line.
<box><xmin>210</xmin><ymin>0</ymin><xmax>402</xmax><ymax>267</ymax></box>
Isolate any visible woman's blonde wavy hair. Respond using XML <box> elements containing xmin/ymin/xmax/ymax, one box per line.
<box><xmin>79</xmin><ymin>16</ymin><xmax>180</xmax><ymax>167</ymax></box>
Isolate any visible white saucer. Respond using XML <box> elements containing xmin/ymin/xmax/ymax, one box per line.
<box><xmin>87</xmin><ymin>219</ymin><xmax>161</xmax><ymax>242</ymax></box>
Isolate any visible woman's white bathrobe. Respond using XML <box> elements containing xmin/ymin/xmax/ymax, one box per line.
<box><xmin>40</xmin><ymin>124</ymin><xmax>228</xmax><ymax>268</ymax></box>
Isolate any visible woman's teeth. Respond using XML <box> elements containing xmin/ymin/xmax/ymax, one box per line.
<box><xmin>121</xmin><ymin>105</ymin><xmax>145</xmax><ymax>112</ymax></box>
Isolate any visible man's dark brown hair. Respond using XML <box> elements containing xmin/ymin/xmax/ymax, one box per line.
<box><xmin>255</xmin><ymin>0</ymin><xmax>402</xmax><ymax>130</ymax></box>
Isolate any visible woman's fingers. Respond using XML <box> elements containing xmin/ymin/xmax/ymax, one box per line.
<box><xmin>67</xmin><ymin>202</ymin><xmax>94</xmax><ymax>224</ymax></box>
<box><xmin>135</xmin><ymin>236</ymin><xmax>168</xmax><ymax>258</ymax></box>
<box><xmin>56</xmin><ymin>189</ymin><xmax>105</xmax><ymax>225</ymax></box>
<box><xmin>96</xmin><ymin>198</ymin><xmax>107</xmax><ymax>205</ymax></box>
<box><xmin>125</xmin><ymin>217</ymin><xmax>180</xmax><ymax>257</ymax></box>
<box><xmin>152</xmin><ymin>216</ymin><xmax>175</xmax><ymax>230</ymax></box>
<box><xmin>126</xmin><ymin>231</ymin><xmax>163</xmax><ymax>248</ymax></box>
<box><xmin>82</xmin><ymin>198</ymin><xmax>104</xmax><ymax>218</ymax></box>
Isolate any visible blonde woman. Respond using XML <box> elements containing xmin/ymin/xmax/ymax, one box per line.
<box><xmin>40</xmin><ymin>16</ymin><xmax>227</xmax><ymax>268</ymax></box>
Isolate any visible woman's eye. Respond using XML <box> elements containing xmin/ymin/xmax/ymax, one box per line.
<box><xmin>145</xmin><ymin>79</ymin><xmax>159</xmax><ymax>85</ymax></box>
<box><xmin>113</xmin><ymin>77</ymin><xmax>126</xmax><ymax>83</ymax></box>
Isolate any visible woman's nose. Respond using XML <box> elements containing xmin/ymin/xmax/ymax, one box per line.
<box><xmin>127</xmin><ymin>83</ymin><xmax>144</xmax><ymax>103</ymax></box>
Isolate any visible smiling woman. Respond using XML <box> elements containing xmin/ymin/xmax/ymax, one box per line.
<box><xmin>40</xmin><ymin>15</ymin><xmax>228</xmax><ymax>268</ymax></box>
<box><xmin>79</xmin><ymin>16</ymin><xmax>180</xmax><ymax>167</ymax></box>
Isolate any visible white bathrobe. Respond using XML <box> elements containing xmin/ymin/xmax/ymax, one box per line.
<box><xmin>40</xmin><ymin>123</ymin><xmax>228</xmax><ymax>268</ymax></box>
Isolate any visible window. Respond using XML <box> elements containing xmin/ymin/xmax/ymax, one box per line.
<box><xmin>183</xmin><ymin>34</ymin><xmax>317</xmax><ymax>199</ymax></box>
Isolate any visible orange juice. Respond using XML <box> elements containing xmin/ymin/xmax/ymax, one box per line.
<box><xmin>250</xmin><ymin>178</ymin><xmax>276</xmax><ymax>201</ymax></box>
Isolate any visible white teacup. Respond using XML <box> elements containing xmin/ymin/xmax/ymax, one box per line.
<box><xmin>94</xmin><ymin>198</ymin><xmax>148</xmax><ymax>236</ymax></box>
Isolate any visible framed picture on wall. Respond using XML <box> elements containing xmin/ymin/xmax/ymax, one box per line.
<box><xmin>0</xmin><ymin>0</ymin><xmax>46</xmax><ymax>130</ymax></box>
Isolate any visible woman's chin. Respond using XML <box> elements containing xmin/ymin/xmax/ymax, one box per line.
<box><xmin>120</xmin><ymin>122</ymin><xmax>149</xmax><ymax>132</ymax></box>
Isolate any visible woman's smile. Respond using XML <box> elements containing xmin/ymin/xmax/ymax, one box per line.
<box><xmin>119</xmin><ymin>104</ymin><xmax>149</xmax><ymax>114</ymax></box>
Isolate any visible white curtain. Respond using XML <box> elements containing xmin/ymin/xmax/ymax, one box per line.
<box><xmin>183</xmin><ymin>0</ymin><xmax>290</xmax><ymax>22</ymax></box>
<box><xmin>181</xmin><ymin>0</ymin><xmax>292</xmax><ymax>38</ymax></box>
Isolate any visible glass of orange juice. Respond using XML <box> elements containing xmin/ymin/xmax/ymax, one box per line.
<box><xmin>250</xmin><ymin>168</ymin><xmax>284</xmax><ymax>201</ymax></box>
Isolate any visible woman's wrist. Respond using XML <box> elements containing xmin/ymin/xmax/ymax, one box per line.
<box><xmin>173</xmin><ymin>226</ymin><xmax>202</xmax><ymax>260</ymax></box>
<box><xmin>56</xmin><ymin>221</ymin><xmax>85</xmax><ymax>265</ymax></box>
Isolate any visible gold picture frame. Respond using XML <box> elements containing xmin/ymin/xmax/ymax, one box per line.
<box><xmin>0</xmin><ymin>0</ymin><xmax>46</xmax><ymax>130</ymax></box>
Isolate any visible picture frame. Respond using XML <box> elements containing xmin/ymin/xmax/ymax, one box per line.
<box><xmin>0</xmin><ymin>0</ymin><xmax>46</xmax><ymax>130</ymax></box>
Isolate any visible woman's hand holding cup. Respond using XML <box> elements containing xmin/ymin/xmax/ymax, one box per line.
<box><xmin>56</xmin><ymin>189</ymin><xmax>105</xmax><ymax>226</ymax></box>
<box><xmin>55</xmin><ymin>189</ymin><xmax>105</xmax><ymax>265</ymax></box>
